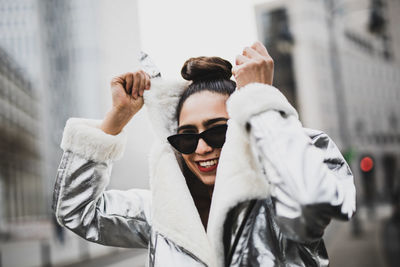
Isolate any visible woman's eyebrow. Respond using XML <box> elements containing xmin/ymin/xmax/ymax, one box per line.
<box><xmin>177</xmin><ymin>124</ymin><xmax>197</xmax><ymax>132</ymax></box>
<box><xmin>203</xmin><ymin>117</ymin><xmax>228</xmax><ymax>127</ymax></box>
<box><xmin>177</xmin><ymin>118</ymin><xmax>228</xmax><ymax>132</ymax></box>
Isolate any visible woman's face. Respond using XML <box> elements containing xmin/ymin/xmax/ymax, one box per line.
<box><xmin>178</xmin><ymin>91</ymin><xmax>229</xmax><ymax>186</ymax></box>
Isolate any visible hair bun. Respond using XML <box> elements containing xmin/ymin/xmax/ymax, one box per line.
<box><xmin>181</xmin><ymin>56</ymin><xmax>232</xmax><ymax>82</ymax></box>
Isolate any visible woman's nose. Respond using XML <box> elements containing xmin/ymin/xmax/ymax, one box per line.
<box><xmin>195</xmin><ymin>138</ymin><xmax>213</xmax><ymax>154</ymax></box>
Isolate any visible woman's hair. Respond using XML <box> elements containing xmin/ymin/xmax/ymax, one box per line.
<box><xmin>176</xmin><ymin>56</ymin><xmax>236</xmax><ymax>122</ymax></box>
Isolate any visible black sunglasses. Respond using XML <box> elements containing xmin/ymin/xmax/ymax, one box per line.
<box><xmin>167</xmin><ymin>124</ymin><xmax>228</xmax><ymax>154</ymax></box>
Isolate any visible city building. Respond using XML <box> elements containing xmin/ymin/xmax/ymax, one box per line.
<box><xmin>0</xmin><ymin>0</ymin><xmax>144</xmax><ymax>266</ymax></box>
<box><xmin>0</xmin><ymin>46</ymin><xmax>45</xmax><ymax>239</ymax></box>
<box><xmin>253</xmin><ymin>0</ymin><xmax>400</xmax><ymax>201</ymax></box>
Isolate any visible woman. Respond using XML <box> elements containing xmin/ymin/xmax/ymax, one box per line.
<box><xmin>53</xmin><ymin>42</ymin><xmax>356</xmax><ymax>266</ymax></box>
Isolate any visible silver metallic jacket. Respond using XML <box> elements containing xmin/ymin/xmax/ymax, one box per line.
<box><xmin>53</xmin><ymin>79</ymin><xmax>356</xmax><ymax>267</ymax></box>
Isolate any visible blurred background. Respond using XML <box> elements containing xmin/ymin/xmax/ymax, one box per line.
<box><xmin>0</xmin><ymin>0</ymin><xmax>399</xmax><ymax>266</ymax></box>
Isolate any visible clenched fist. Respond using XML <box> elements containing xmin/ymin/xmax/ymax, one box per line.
<box><xmin>232</xmin><ymin>41</ymin><xmax>274</xmax><ymax>88</ymax></box>
<box><xmin>100</xmin><ymin>70</ymin><xmax>150</xmax><ymax>135</ymax></box>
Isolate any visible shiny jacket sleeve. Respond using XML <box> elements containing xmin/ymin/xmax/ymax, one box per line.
<box><xmin>227</xmin><ymin>83</ymin><xmax>356</xmax><ymax>243</ymax></box>
<box><xmin>53</xmin><ymin>118</ymin><xmax>152</xmax><ymax>248</ymax></box>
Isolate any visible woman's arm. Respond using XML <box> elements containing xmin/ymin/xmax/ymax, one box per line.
<box><xmin>227</xmin><ymin>83</ymin><xmax>356</xmax><ymax>243</ymax></box>
<box><xmin>53</xmin><ymin>118</ymin><xmax>152</xmax><ymax>248</ymax></box>
<box><xmin>230</xmin><ymin>42</ymin><xmax>355</xmax><ymax>242</ymax></box>
<box><xmin>249</xmin><ymin>111</ymin><xmax>355</xmax><ymax>242</ymax></box>
<box><xmin>53</xmin><ymin>71</ymin><xmax>153</xmax><ymax>247</ymax></box>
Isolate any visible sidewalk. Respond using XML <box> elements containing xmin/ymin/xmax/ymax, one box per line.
<box><xmin>325</xmin><ymin>204</ymin><xmax>395</xmax><ymax>267</ymax></box>
<box><xmin>59</xmin><ymin>249</ymin><xmax>146</xmax><ymax>267</ymax></box>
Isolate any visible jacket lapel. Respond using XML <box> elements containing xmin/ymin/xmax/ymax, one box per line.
<box><xmin>207</xmin><ymin>119</ymin><xmax>270</xmax><ymax>267</ymax></box>
<box><xmin>149</xmin><ymin>141</ymin><xmax>216</xmax><ymax>266</ymax></box>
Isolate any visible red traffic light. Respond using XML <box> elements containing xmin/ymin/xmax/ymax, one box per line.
<box><xmin>360</xmin><ymin>156</ymin><xmax>374</xmax><ymax>172</ymax></box>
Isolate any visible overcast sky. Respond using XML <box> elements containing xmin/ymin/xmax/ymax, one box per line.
<box><xmin>137</xmin><ymin>0</ymin><xmax>259</xmax><ymax>79</ymax></box>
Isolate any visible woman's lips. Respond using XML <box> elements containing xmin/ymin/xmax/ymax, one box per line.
<box><xmin>196</xmin><ymin>159</ymin><xmax>218</xmax><ymax>173</ymax></box>
<box><xmin>197</xmin><ymin>164</ymin><xmax>218</xmax><ymax>172</ymax></box>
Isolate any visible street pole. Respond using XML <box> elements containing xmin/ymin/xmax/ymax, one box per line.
<box><xmin>324</xmin><ymin>0</ymin><xmax>363</xmax><ymax>236</ymax></box>
<box><xmin>324</xmin><ymin>0</ymin><xmax>351</xmax><ymax>150</ymax></box>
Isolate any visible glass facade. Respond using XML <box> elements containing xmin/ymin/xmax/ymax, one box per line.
<box><xmin>0</xmin><ymin>47</ymin><xmax>44</xmax><ymax>230</ymax></box>
<box><xmin>257</xmin><ymin>8</ymin><xmax>297</xmax><ymax>109</ymax></box>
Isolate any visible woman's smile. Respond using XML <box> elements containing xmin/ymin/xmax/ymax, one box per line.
<box><xmin>196</xmin><ymin>158</ymin><xmax>219</xmax><ymax>172</ymax></box>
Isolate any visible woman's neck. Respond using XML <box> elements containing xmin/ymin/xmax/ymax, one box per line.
<box><xmin>184</xmin><ymin>165</ymin><xmax>213</xmax><ymax>230</ymax></box>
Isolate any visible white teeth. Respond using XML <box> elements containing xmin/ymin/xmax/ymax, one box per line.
<box><xmin>198</xmin><ymin>159</ymin><xmax>218</xmax><ymax>167</ymax></box>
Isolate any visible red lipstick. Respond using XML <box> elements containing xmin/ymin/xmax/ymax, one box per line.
<box><xmin>197</xmin><ymin>164</ymin><xmax>218</xmax><ymax>172</ymax></box>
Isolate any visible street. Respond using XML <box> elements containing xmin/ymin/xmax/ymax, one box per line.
<box><xmin>58</xmin><ymin>249</ymin><xmax>147</xmax><ymax>267</ymax></box>
<box><xmin>324</xmin><ymin>204</ymin><xmax>393</xmax><ymax>267</ymax></box>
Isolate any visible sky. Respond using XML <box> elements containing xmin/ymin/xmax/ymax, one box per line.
<box><xmin>137</xmin><ymin>0</ymin><xmax>259</xmax><ymax>79</ymax></box>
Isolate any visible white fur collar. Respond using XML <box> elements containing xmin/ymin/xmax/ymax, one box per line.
<box><xmin>144</xmin><ymin>78</ymin><xmax>216</xmax><ymax>265</ymax></box>
<box><xmin>143</xmin><ymin>79</ymin><xmax>296</xmax><ymax>266</ymax></box>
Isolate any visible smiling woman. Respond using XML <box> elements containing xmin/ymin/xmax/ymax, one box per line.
<box><xmin>53</xmin><ymin>42</ymin><xmax>356</xmax><ymax>267</ymax></box>
<box><xmin>175</xmin><ymin>58</ymin><xmax>234</xmax><ymax>184</ymax></box>
<box><xmin>170</xmin><ymin>57</ymin><xmax>235</xmax><ymax>226</ymax></box>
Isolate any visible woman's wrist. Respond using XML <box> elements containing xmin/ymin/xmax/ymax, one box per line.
<box><xmin>100</xmin><ymin>108</ymin><xmax>134</xmax><ymax>135</ymax></box>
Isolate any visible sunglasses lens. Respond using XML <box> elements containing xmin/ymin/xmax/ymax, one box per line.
<box><xmin>202</xmin><ymin>124</ymin><xmax>227</xmax><ymax>148</ymax></box>
<box><xmin>167</xmin><ymin>134</ymin><xmax>198</xmax><ymax>154</ymax></box>
<box><xmin>167</xmin><ymin>124</ymin><xmax>228</xmax><ymax>154</ymax></box>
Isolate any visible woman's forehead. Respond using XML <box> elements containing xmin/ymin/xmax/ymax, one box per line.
<box><xmin>178</xmin><ymin>91</ymin><xmax>229</xmax><ymax>127</ymax></box>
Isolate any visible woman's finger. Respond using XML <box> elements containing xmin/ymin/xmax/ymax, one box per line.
<box><xmin>132</xmin><ymin>72</ymin><xmax>141</xmax><ymax>99</ymax></box>
<box><xmin>251</xmin><ymin>41</ymin><xmax>270</xmax><ymax>57</ymax></box>
<box><xmin>138</xmin><ymin>71</ymin><xmax>145</xmax><ymax>97</ymax></box>
<box><xmin>242</xmin><ymin>46</ymin><xmax>262</xmax><ymax>60</ymax></box>
<box><xmin>124</xmin><ymin>73</ymin><xmax>133</xmax><ymax>95</ymax></box>
<box><xmin>235</xmin><ymin>54</ymin><xmax>250</xmax><ymax>65</ymax></box>
<box><xmin>232</xmin><ymin>64</ymin><xmax>242</xmax><ymax>77</ymax></box>
<box><xmin>111</xmin><ymin>76</ymin><xmax>123</xmax><ymax>89</ymax></box>
<box><xmin>145</xmin><ymin>74</ymin><xmax>151</xmax><ymax>90</ymax></box>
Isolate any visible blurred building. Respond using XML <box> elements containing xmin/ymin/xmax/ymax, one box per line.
<box><xmin>0</xmin><ymin>47</ymin><xmax>45</xmax><ymax>238</ymax></box>
<box><xmin>254</xmin><ymin>0</ymin><xmax>400</xmax><ymax>202</ymax></box>
<box><xmin>38</xmin><ymin>0</ymin><xmax>102</xmax><ymax>209</ymax></box>
<box><xmin>0</xmin><ymin>0</ymin><xmax>48</xmax><ymax>237</ymax></box>
<box><xmin>0</xmin><ymin>0</ymin><xmax>144</xmax><ymax>266</ymax></box>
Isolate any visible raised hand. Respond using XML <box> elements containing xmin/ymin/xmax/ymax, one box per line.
<box><xmin>100</xmin><ymin>70</ymin><xmax>150</xmax><ymax>135</ymax></box>
<box><xmin>232</xmin><ymin>41</ymin><xmax>274</xmax><ymax>89</ymax></box>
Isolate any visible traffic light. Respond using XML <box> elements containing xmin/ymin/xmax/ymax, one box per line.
<box><xmin>360</xmin><ymin>156</ymin><xmax>374</xmax><ymax>172</ymax></box>
<box><xmin>359</xmin><ymin>155</ymin><xmax>375</xmax><ymax>208</ymax></box>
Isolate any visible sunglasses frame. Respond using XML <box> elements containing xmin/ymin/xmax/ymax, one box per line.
<box><xmin>167</xmin><ymin>124</ymin><xmax>228</xmax><ymax>154</ymax></box>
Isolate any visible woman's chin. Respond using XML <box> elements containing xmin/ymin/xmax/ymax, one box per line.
<box><xmin>198</xmin><ymin>175</ymin><xmax>216</xmax><ymax>186</ymax></box>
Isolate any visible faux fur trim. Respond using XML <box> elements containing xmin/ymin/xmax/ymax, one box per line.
<box><xmin>60</xmin><ymin>118</ymin><xmax>127</xmax><ymax>162</ymax></box>
<box><xmin>207</xmin><ymin>119</ymin><xmax>271</xmax><ymax>266</ymax></box>
<box><xmin>143</xmin><ymin>78</ymin><xmax>190</xmax><ymax>139</ymax></box>
<box><xmin>148</xmin><ymin>141</ymin><xmax>216</xmax><ymax>267</ymax></box>
<box><xmin>227</xmin><ymin>83</ymin><xmax>298</xmax><ymax>128</ymax></box>
<box><xmin>144</xmin><ymin>78</ymin><xmax>216</xmax><ymax>266</ymax></box>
